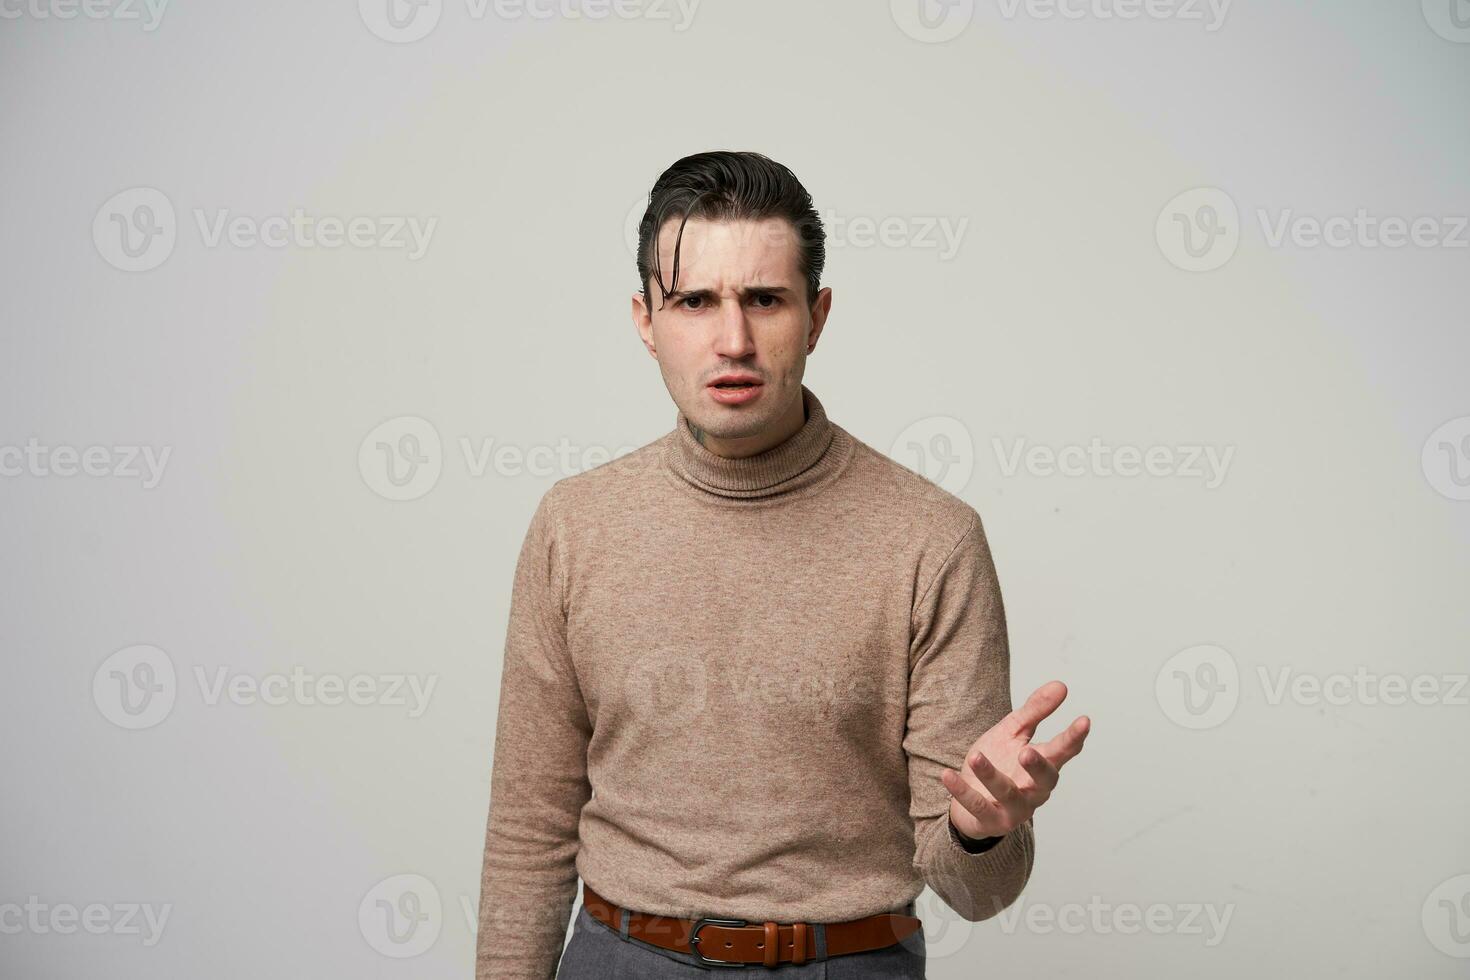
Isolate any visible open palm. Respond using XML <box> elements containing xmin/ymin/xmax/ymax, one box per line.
<box><xmin>943</xmin><ymin>680</ymin><xmax>1091</xmax><ymax>842</ymax></box>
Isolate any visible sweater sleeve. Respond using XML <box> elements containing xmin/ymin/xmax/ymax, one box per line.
<box><xmin>476</xmin><ymin>489</ymin><xmax>593</xmax><ymax>980</ymax></box>
<box><xmin>904</xmin><ymin>512</ymin><xmax>1036</xmax><ymax>922</ymax></box>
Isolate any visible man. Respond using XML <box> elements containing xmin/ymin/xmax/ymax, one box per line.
<box><xmin>476</xmin><ymin>150</ymin><xmax>1090</xmax><ymax>978</ymax></box>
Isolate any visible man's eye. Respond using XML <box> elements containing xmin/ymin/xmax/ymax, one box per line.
<box><xmin>680</xmin><ymin>296</ymin><xmax>704</xmax><ymax>309</ymax></box>
<box><xmin>751</xmin><ymin>294</ymin><xmax>779</xmax><ymax>308</ymax></box>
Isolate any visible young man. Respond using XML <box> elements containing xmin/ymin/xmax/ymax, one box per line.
<box><xmin>476</xmin><ymin>151</ymin><xmax>1090</xmax><ymax>979</ymax></box>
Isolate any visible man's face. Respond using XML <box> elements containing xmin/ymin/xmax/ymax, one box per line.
<box><xmin>631</xmin><ymin>216</ymin><xmax>832</xmax><ymax>450</ymax></box>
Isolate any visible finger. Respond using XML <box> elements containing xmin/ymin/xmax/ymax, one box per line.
<box><xmin>1035</xmin><ymin>715</ymin><xmax>1091</xmax><ymax>770</ymax></box>
<box><xmin>1017</xmin><ymin>744</ymin><xmax>1059</xmax><ymax>796</ymax></box>
<box><xmin>941</xmin><ymin>767</ymin><xmax>1005</xmax><ymax>830</ymax></box>
<box><xmin>1005</xmin><ymin>680</ymin><xmax>1068</xmax><ymax>740</ymax></box>
<box><xmin>966</xmin><ymin>750</ymin><xmax>1023</xmax><ymax>810</ymax></box>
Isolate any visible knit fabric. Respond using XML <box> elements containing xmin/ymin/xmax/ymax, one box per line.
<box><xmin>476</xmin><ymin>384</ymin><xmax>1035</xmax><ymax>979</ymax></box>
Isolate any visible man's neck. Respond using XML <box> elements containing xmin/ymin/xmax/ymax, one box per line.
<box><xmin>688</xmin><ymin>392</ymin><xmax>806</xmax><ymax>459</ymax></box>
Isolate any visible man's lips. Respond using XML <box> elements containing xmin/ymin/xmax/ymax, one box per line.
<box><xmin>706</xmin><ymin>376</ymin><xmax>764</xmax><ymax>405</ymax></box>
<box><xmin>708</xmin><ymin>374</ymin><xmax>763</xmax><ymax>388</ymax></box>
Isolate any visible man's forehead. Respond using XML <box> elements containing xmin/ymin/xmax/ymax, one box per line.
<box><xmin>654</xmin><ymin>216</ymin><xmax>802</xmax><ymax>282</ymax></box>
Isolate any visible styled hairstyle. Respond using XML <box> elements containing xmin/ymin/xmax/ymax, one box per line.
<box><xmin>635</xmin><ymin>150</ymin><xmax>825</xmax><ymax>311</ymax></box>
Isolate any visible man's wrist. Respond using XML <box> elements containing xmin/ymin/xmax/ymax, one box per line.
<box><xmin>948</xmin><ymin>816</ymin><xmax>1006</xmax><ymax>854</ymax></box>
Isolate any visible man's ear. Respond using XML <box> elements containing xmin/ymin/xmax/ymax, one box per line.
<box><xmin>806</xmin><ymin>286</ymin><xmax>833</xmax><ymax>354</ymax></box>
<box><xmin>632</xmin><ymin>289</ymin><xmax>656</xmax><ymax>358</ymax></box>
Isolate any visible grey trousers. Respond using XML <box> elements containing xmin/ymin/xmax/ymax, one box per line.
<box><xmin>555</xmin><ymin>901</ymin><xmax>927</xmax><ymax>978</ymax></box>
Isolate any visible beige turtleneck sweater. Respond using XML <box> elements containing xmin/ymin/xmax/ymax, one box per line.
<box><xmin>476</xmin><ymin>384</ymin><xmax>1035</xmax><ymax>979</ymax></box>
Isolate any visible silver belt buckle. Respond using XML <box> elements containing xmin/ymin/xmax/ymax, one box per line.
<box><xmin>688</xmin><ymin>916</ymin><xmax>750</xmax><ymax>967</ymax></box>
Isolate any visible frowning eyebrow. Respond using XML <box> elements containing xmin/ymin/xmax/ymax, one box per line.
<box><xmin>666</xmin><ymin>285</ymin><xmax>793</xmax><ymax>302</ymax></box>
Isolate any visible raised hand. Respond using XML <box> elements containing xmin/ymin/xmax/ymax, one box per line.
<box><xmin>942</xmin><ymin>680</ymin><xmax>1091</xmax><ymax>842</ymax></box>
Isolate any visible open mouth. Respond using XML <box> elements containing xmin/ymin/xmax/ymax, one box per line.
<box><xmin>707</xmin><ymin>378</ymin><xmax>764</xmax><ymax>403</ymax></box>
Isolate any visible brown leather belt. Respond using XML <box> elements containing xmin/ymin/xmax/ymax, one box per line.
<box><xmin>581</xmin><ymin>881</ymin><xmax>922</xmax><ymax>968</ymax></box>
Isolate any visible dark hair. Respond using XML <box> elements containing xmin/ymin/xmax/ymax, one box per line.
<box><xmin>635</xmin><ymin>150</ymin><xmax>825</xmax><ymax>311</ymax></box>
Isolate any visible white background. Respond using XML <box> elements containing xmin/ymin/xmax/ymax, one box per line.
<box><xmin>2</xmin><ymin>1</ymin><xmax>1468</xmax><ymax>976</ymax></box>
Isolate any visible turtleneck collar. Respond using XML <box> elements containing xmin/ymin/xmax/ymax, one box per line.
<box><xmin>662</xmin><ymin>383</ymin><xmax>853</xmax><ymax>501</ymax></box>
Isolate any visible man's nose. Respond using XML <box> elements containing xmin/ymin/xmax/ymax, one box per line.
<box><xmin>711</xmin><ymin>302</ymin><xmax>756</xmax><ymax>358</ymax></box>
